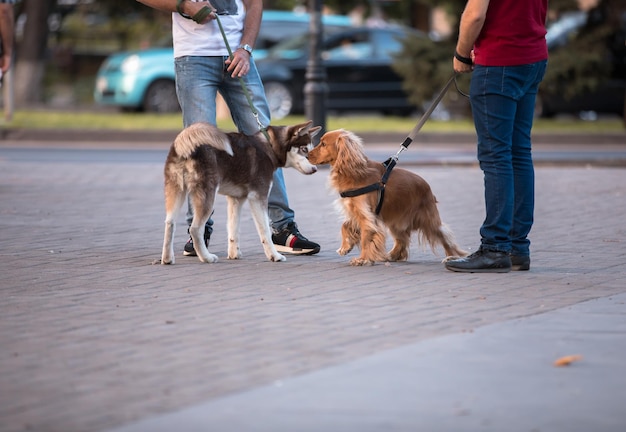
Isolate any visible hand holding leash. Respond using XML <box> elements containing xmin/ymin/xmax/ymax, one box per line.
<box><xmin>225</xmin><ymin>47</ymin><xmax>251</xmax><ymax>78</ymax></box>
<box><xmin>176</xmin><ymin>0</ymin><xmax>216</xmax><ymax>24</ymax></box>
<box><xmin>453</xmin><ymin>49</ymin><xmax>474</xmax><ymax>74</ymax></box>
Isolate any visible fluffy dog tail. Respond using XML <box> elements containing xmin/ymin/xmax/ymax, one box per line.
<box><xmin>173</xmin><ymin>122</ymin><xmax>233</xmax><ymax>158</ymax></box>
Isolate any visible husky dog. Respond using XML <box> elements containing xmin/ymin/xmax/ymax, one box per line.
<box><xmin>161</xmin><ymin>121</ymin><xmax>321</xmax><ymax>264</ymax></box>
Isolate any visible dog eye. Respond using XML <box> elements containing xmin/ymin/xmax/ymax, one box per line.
<box><xmin>298</xmin><ymin>146</ymin><xmax>309</xmax><ymax>155</ymax></box>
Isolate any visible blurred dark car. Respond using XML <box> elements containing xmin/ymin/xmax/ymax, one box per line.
<box><xmin>256</xmin><ymin>25</ymin><xmax>428</xmax><ymax>119</ymax></box>
<box><xmin>537</xmin><ymin>11</ymin><xmax>626</xmax><ymax>118</ymax></box>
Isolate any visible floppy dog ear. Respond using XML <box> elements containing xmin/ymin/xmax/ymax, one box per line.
<box><xmin>335</xmin><ymin>130</ymin><xmax>368</xmax><ymax>174</ymax></box>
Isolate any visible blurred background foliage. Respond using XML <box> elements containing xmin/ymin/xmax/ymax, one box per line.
<box><xmin>6</xmin><ymin>0</ymin><xmax>626</xmax><ymax>123</ymax></box>
<box><xmin>394</xmin><ymin>0</ymin><xmax>625</xmax><ymax>118</ymax></box>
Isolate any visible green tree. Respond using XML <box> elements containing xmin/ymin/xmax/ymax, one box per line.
<box><xmin>391</xmin><ymin>0</ymin><xmax>466</xmax><ymax>114</ymax></box>
<box><xmin>13</xmin><ymin>0</ymin><xmax>56</xmax><ymax>106</ymax></box>
<box><xmin>13</xmin><ymin>0</ymin><xmax>162</xmax><ymax>106</ymax></box>
<box><xmin>542</xmin><ymin>0</ymin><xmax>626</xmax><ymax>121</ymax></box>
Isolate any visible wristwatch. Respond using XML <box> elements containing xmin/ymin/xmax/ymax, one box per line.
<box><xmin>238</xmin><ymin>44</ymin><xmax>253</xmax><ymax>56</ymax></box>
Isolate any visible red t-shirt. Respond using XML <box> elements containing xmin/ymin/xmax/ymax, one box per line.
<box><xmin>474</xmin><ymin>0</ymin><xmax>548</xmax><ymax>66</ymax></box>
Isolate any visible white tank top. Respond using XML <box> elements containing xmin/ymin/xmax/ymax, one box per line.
<box><xmin>172</xmin><ymin>0</ymin><xmax>245</xmax><ymax>58</ymax></box>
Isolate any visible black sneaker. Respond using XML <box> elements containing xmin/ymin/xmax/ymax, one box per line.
<box><xmin>272</xmin><ymin>222</ymin><xmax>320</xmax><ymax>255</ymax></box>
<box><xmin>511</xmin><ymin>255</ymin><xmax>530</xmax><ymax>271</ymax></box>
<box><xmin>445</xmin><ymin>249</ymin><xmax>511</xmax><ymax>273</ymax></box>
<box><xmin>183</xmin><ymin>226</ymin><xmax>211</xmax><ymax>257</ymax></box>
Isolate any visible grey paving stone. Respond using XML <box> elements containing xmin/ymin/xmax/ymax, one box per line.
<box><xmin>0</xmin><ymin>139</ymin><xmax>624</xmax><ymax>432</ymax></box>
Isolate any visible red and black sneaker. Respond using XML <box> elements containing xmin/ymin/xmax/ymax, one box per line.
<box><xmin>272</xmin><ymin>222</ymin><xmax>320</xmax><ymax>255</ymax></box>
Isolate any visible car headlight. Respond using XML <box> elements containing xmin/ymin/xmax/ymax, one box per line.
<box><xmin>121</xmin><ymin>55</ymin><xmax>141</xmax><ymax>74</ymax></box>
<box><xmin>96</xmin><ymin>77</ymin><xmax>108</xmax><ymax>93</ymax></box>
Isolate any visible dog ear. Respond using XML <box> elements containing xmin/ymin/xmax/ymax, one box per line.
<box><xmin>294</xmin><ymin>120</ymin><xmax>315</xmax><ymax>137</ymax></box>
<box><xmin>309</xmin><ymin>126</ymin><xmax>322</xmax><ymax>137</ymax></box>
<box><xmin>335</xmin><ymin>130</ymin><xmax>368</xmax><ymax>173</ymax></box>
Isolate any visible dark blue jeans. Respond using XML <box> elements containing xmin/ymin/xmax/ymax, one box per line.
<box><xmin>469</xmin><ymin>60</ymin><xmax>547</xmax><ymax>257</ymax></box>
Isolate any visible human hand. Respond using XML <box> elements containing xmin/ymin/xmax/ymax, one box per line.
<box><xmin>453</xmin><ymin>50</ymin><xmax>474</xmax><ymax>74</ymax></box>
<box><xmin>225</xmin><ymin>48</ymin><xmax>251</xmax><ymax>78</ymax></box>
<box><xmin>180</xmin><ymin>1</ymin><xmax>216</xmax><ymax>24</ymax></box>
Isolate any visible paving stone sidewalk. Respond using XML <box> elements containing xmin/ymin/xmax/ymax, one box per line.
<box><xmin>0</xmin><ymin>139</ymin><xmax>625</xmax><ymax>432</ymax></box>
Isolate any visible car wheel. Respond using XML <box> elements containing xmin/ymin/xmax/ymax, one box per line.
<box><xmin>143</xmin><ymin>79</ymin><xmax>180</xmax><ymax>113</ymax></box>
<box><xmin>264</xmin><ymin>82</ymin><xmax>293</xmax><ymax>119</ymax></box>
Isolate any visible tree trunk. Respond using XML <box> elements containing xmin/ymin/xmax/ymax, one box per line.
<box><xmin>14</xmin><ymin>0</ymin><xmax>53</xmax><ymax>106</ymax></box>
<box><xmin>410</xmin><ymin>3</ymin><xmax>431</xmax><ymax>33</ymax></box>
<box><xmin>623</xmin><ymin>86</ymin><xmax>625</xmax><ymax>127</ymax></box>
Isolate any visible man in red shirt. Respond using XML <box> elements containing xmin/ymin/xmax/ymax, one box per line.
<box><xmin>0</xmin><ymin>0</ymin><xmax>15</xmax><ymax>77</ymax></box>
<box><xmin>446</xmin><ymin>0</ymin><xmax>548</xmax><ymax>273</ymax></box>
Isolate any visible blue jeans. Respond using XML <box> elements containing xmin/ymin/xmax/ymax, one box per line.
<box><xmin>469</xmin><ymin>60</ymin><xmax>547</xmax><ymax>257</ymax></box>
<box><xmin>174</xmin><ymin>55</ymin><xmax>294</xmax><ymax>232</ymax></box>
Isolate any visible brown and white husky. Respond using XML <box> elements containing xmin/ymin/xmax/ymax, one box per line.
<box><xmin>161</xmin><ymin>121</ymin><xmax>321</xmax><ymax>265</ymax></box>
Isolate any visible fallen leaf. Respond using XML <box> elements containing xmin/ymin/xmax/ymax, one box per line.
<box><xmin>554</xmin><ymin>354</ymin><xmax>583</xmax><ymax>367</ymax></box>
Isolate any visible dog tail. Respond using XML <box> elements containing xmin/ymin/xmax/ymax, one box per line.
<box><xmin>419</xmin><ymin>222</ymin><xmax>466</xmax><ymax>260</ymax></box>
<box><xmin>173</xmin><ymin>123</ymin><xmax>233</xmax><ymax>159</ymax></box>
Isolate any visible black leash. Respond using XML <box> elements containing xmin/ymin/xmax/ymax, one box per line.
<box><xmin>386</xmin><ymin>73</ymin><xmax>459</xmax><ymax>164</ymax></box>
<box><xmin>340</xmin><ymin>73</ymin><xmax>461</xmax><ymax>215</ymax></box>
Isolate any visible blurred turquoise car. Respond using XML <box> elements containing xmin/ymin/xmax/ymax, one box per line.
<box><xmin>94</xmin><ymin>10</ymin><xmax>352</xmax><ymax>113</ymax></box>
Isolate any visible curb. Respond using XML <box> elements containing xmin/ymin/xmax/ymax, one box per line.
<box><xmin>2</xmin><ymin>128</ymin><xmax>625</xmax><ymax>145</ymax></box>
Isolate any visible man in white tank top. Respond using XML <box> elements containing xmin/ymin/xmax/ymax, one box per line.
<box><xmin>137</xmin><ymin>0</ymin><xmax>321</xmax><ymax>256</ymax></box>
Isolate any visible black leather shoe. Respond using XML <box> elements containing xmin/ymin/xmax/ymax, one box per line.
<box><xmin>445</xmin><ymin>249</ymin><xmax>511</xmax><ymax>273</ymax></box>
<box><xmin>511</xmin><ymin>255</ymin><xmax>530</xmax><ymax>271</ymax></box>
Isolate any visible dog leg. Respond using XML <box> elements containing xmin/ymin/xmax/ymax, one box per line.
<box><xmin>162</xmin><ymin>218</ymin><xmax>176</xmax><ymax>265</ymax></box>
<box><xmin>188</xmin><ymin>223</ymin><xmax>218</xmax><ymax>263</ymax></box>
<box><xmin>226</xmin><ymin>196</ymin><xmax>244</xmax><ymax>259</ymax></box>
<box><xmin>353</xmin><ymin>222</ymin><xmax>388</xmax><ymax>266</ymax></box>
<box><xmin>388</xmin><ymin>227</ymin><xmax>411</xmax><ymax>262</ymax></box>
<box><xmin>337</xmin><ymin>220</ymin><xmax>359</xmax><ymax>256</ymax></box>
<box><xmin>248</xmin><ymin>194</ymin><xmax>286</xmax><ymax>262</ymax></box>
<box><xmin>189</xmin><ymin>188</ymin><xmax>218</xmax><ymax>263</ymax></box>
<box><xmin>345</xmin><ymin>208</ymin><xmax>387</xmax><ymax>265</ymax></box>
<box><xmin>161</xmin><ymin>181</ymin><xmax>187</xmax><ymax>265</ymax></box>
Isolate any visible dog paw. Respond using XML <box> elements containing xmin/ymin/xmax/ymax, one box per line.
<box><xmin>350</xmin><ymin>257</ymin><xmax>375</xmax><ymax>266</ymax></box>
<box><xmin>337</xmin><ymin>247</ymin><xmax>352</xmax><ymax>256</ymax></box>
<box><xmin>199</xmin><ymin>253</ymin><xmax>219</xmax><ymax>263</ymax></box>
<box><xmin>270</xmin><ymin>253</ymin><xmax>287</xmax><ymax>262</ymax></box>
<box><xmin>228</xmin><ymin>243</ymin><xmax>242</xmax><ymax>259</ymax></box>
<box><xmin>388</xmin><ymin>255</ymin><xmax>406</xmax><ymax>262</ymax></box>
